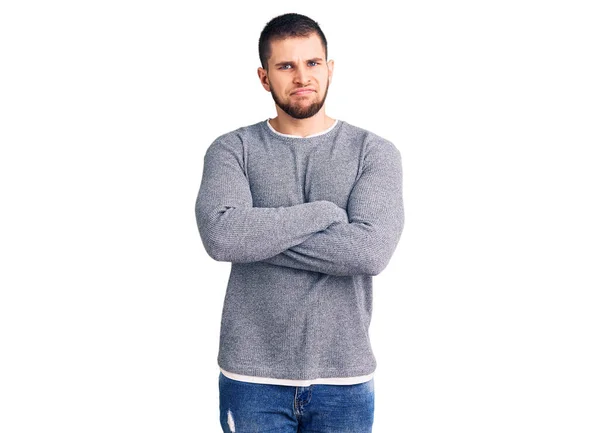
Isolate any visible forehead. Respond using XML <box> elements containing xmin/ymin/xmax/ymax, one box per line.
<box><xmin>268</xmin><ymin>34</ymin><xmax>325</xmax><ymax>64</ymax></box>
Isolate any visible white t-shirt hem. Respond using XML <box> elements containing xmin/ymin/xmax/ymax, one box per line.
<box><xmin>220</xmin><ymin>367</ymin><xmax>374</xmax><ymax>386</ymax></box>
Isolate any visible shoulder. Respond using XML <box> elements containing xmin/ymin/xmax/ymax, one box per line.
<box><xmin>206</xmin><ymin>120</ymin><xmax>265</xmax><ymax>154</ymax></box>
<box><xmin>210</xmin><ymin>120</ymin><xmax>263</xmax><ymax>146</ymax></box>
<box><xmin>339</xmin><ymin>120</ymin><xmax>400</xmax><ymax>157</ymax></box>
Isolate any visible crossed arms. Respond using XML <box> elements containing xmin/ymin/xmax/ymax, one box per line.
<box><xmin>195</xmin><ymin>134</ymin><xmax>404</xmax><ymax>276</ymax></box>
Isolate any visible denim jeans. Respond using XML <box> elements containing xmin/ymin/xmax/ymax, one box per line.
<box><xmin>219</xmin><ymin>372</ymin><xmax>375</xmax><ymax>433</ymax></box>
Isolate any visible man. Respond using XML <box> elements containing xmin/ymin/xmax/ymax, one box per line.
<box><xmin>195</xmin><ymin>12</ymin><xmax>404</xmax><ymax>433</ymax></box>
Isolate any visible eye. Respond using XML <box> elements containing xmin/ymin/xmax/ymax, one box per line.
<box><xmin>279</xmin><ymin>64</ymin><xmax>292</xmax><ymax>70</ymax></box>
<box><xmin>308</xmin><ymin>61</ymin><xmax>319</xmax><ymax>66</ymax></box>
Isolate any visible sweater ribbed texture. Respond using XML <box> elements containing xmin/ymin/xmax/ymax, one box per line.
<box><xmin>195</xmin><ymin>118</ymin><xmax>404</xmax><ymax>380</ymax></box>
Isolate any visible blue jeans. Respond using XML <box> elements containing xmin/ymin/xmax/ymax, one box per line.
<box><xmin>219</xmin><ymin>372</ymin><xmax>375</xmax><ymax>433</ymax></box>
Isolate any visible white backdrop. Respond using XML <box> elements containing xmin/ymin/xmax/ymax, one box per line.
<box><xmin>1</xmin><ymin>1</ymin><xmax>599</xmax><ymax>432</ymax></box>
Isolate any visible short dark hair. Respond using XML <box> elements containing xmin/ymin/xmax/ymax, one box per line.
<box><xmin>258</xmin><ymin>13</ymin><xmax>328</xmax><ymax>71</ymax></box>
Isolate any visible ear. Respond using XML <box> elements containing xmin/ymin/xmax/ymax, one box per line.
<box><xmin>257</xmin><ymin>67</ymin><xmax>271</xmax><ymax>92</ymax></box>
<box><xmin>327</xmin><ymin>59</ymin><xmax>334</xmax><ymax>82</ymax></box>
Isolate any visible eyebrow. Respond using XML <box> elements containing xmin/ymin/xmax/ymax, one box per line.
<box><xmin>273</xmin><ymin>58</ymin><xmax>324</xmax><ymax>67</ymax></box>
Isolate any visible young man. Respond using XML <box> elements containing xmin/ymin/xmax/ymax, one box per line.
<box><xmin>195</xmin><ymin>13</ymin><xmax>404</xmax><ymax>433</ymax></box>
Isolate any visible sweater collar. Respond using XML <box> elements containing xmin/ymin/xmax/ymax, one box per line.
<box><xmin>266</xmin><ymin>118</ymin><xmax>339</xmax><ymax>138</ymax></box>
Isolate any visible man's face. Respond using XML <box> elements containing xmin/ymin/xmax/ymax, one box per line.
<box><xmin>259</xmin><ymin>33</ymin><xmax>334</xmax><ymax>119</ymax></box>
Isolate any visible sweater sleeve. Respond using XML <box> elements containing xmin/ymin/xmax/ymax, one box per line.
<box><xmin>259</xmin><ymin>138</ymin><xmax>404</xmax><ymax>276</ymax></box>
<box><xmin>195</xmin><ymin>134</ymin><xmax>347</xmax><ymax>263</ymax></box>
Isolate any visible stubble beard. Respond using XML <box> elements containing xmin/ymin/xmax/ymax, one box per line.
<box><xmin>270</xmin><ymin>77</ymin><xmax>330</xmax><ymax>120</ymax></box>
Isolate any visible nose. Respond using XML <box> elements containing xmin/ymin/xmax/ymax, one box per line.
<box><xmin>293</xmin><ymin>64</ymin><xmax>310</xmax><ymax>86</ymax></box>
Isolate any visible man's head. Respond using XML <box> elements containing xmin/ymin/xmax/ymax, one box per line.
<box><xmin>257</xmin><ymin>13</ymin><xmax>334</xmax><ymax>120</ymax></box>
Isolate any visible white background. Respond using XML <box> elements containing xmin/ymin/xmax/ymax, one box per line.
<box><xmin>1</xmin><ymin>1</ymin><xmax>599</xmax><ymax>432</ymax></box>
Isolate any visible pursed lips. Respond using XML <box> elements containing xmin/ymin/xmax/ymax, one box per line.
<box><xmin>291</xmin><ymin>88</ymin><xmax>316</xmax><ymax>95</ymax></box>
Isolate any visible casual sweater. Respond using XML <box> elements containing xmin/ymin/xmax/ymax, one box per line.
<box><xmin>195</xmin><ymin>118</ymin><xmax>404</xmax><ymax>383</ymax></box>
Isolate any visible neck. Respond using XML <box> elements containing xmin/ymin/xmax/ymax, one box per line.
<box><xmin>269</xmin><ymin>110</ymin><xmax>335</xmax><ymax>137</ymax></box>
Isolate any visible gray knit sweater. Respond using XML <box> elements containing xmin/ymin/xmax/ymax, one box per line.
<box><xmin>195</xmin><ymin>118</ymin><xmax>404</xmax><ymax>380</ymax></box>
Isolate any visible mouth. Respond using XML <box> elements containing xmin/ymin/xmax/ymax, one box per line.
<box><xmin>291</xmin><ymin>88</ymin><xmax>315</xmax><ymax>96</ymax></box>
